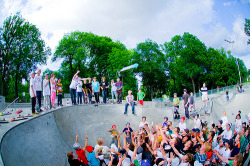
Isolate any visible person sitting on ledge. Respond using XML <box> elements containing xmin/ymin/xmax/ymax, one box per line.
<box><xmin>124</xmin><ymin>90</ymin><xmax>135</xmax><ymax>115</ymax></box>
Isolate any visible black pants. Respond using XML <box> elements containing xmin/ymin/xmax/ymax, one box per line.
<box><xmin>36</xmin><ymin>91</ymin><xmax>42</xmax><ymax>108</ymax></box>
<box><xmin>58</xmin><ymin>94</ymin><xmax>62</xmax><ymax>106</ymax></box>
<box><xmin>94</xmin><ymin>92</ymin><xmax>99</xmax><ymax>103</ymax></box>
<box><xmin>31</xmin><ymin>97</ymin><xmax>36</xmax><ymax>113</ymax></box>
<box><xmin>117</xmin><ymin>92</ymin><xmax>122</xmax><ymax>103</ymax></box>
<box><xmin>185</xmin><ymin>103</ymin><xmax>189</xmax><ymax>118</ymax></box>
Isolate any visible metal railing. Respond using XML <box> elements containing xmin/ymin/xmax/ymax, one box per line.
<box><xmin>1</xmin><ymin>97</ymin><xmax>19</xmax><ymax>113</ymax></box>
<box><xmin>152</xmin><ymin>82</ymin><xmax>250</xmax><ymax>102</ymax></box>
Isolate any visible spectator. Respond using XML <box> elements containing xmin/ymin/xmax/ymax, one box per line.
<box><xmin>235</xmin><ymin>114</ymin><xmax>242</xmax><ymax>134</ymax></box>
<box><xmin>56</xmin><ymin>78</ymin><xmax>63</xmax><ymax>107</ymax></box>
<box><xmin>35</xmin><ymin>69</ymin><xmax>43</xmax><ymax>112</ymax></box>
<box><xmin>173</xmin><ymin>93</ymin><xmax>180</xmax><ymax>119</ymax></box>
<box><xmin>86</xmin><ymin>146</ymin><xmax>100</xmax><ymax>166</ymax></box>
<box><xmin>110</xmin><ymin>79</ymin><xmax>117</xmax><ymax>103</ymax></box>
<box><xmin>179</xmin><ymin>117</ymin><xmax>187</xmax><ymax>133</ymax></box>
<box><xmin>100</xmin><ymin>77</ymin><xmax>109</xmax><ymax>104</ymax></box>
<box><xmin>50</xmin><ymin>73</ymin><xmax>57</xmax><ymax>108</ymax></box>
<box><xmin>137</xmin><ymin>88</ymin><xmax>145</xmax><ymax>106</ymax></box>
<box><xmin>115</xmin><ymin>77</ymin><xmax>123</xmax><ymax>104</ymax></box>
<box><xmin>69</xmin><ymin>70</ymin><xmax>80</xmax><ymax>105</ymax></box>
<box><xmin>221</xmin><ymin>111</ymin><xmax>228</xmax><ymax>130</ymax></box>
<box><xmin>192</xmin><ymin>114</ymin><xmax>201</xmax><ymax>129</ymax></box>
<box><xmin>120</xmin><ymin>122</ymin><xmax>133</xmax><ymax>143</ymax></box>
<box><xmin>76</xmin><ymin>79</ymin><xmax>83</xmax><ymax>105</ymax></box>
<box><xmin>43</xmin><ymin>73</ymin><xmax>50</xmax><ymax>111</ymax></box>
<box><xmin>163</xmin><ymin>117</ymin><xmax>168</xmax><ymax>128</ymax></box>
<box><xmin>124</xmin><ymin>90</ymin><xmax>135</xmax><ymax>115</ymax></box>
<box><xmin>107</xmin><ymin>125</ymin><xmax>119</xmax><ymax>147</ymax></box>
<box><xmin>182</xmin><ymin>89</ymin><xmax>189</xmax><ymax>118</ymax></box>
<box><xmin>67</xmin><ymin>152</ymin><xmax>82</xmax><ymax>166</ymax></box>
<box><xmin>189</xmin><ymin>92</ymin><xmax>195</xmax><ymax>112</ymax></box>
<box><xmin>92</xmin><ymin>77</ymin><xmax>100</xmax><ymax>104</ymax></box>
<box><xmin>29</xmin><ymin>71</ymin><xmax>38</xmax><ymax>115</ymax></box>
<box><xmin>73</xmin><ymin>135</ymin><xmax>88</xmax><ymax>166</ymax></box>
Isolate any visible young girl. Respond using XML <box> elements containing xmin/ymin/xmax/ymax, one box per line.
<box><xmin>50</xmin><ymin>73</ymin><xmax>57</xmax><ymax>108</ymax></box>
<box><xmin>84</xmin><ymin>89</ymin><xmax>88</xmax><ymax>104</ymax></box>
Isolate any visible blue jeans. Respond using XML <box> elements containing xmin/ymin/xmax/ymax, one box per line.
<box><xmin>77</xmin><ymin>92</ymin><xmax>83</xmax><ymax>104</ymax></box>
<box><xmin>111</xmin><ymin>91</ymin><xmax>117</xmax><ymax>102</ymax></box>
<box><xmin>124</xmin><ymin>102</ymin><xmax>135</xmax><ymax>114</ymax></box>
<box><xmin>36</xmin><ymin>91</ymin><xmax>42</xmax><ymax>108</ymax></box>
<box><xmin>88</xmin><ymin>92</ymin><xmax>92</xmax><ymax>103</ymax></box>
<box><xmin>70</xmin><ymin>88</ymin><xmax>76</xmax><ymax>105</ymax></box>
<box><xmin>102</xmin><ymin>90</ymin><xmax>107</xmax><ymax>103</ymax></box>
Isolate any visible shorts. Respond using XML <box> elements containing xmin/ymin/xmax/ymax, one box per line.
<box><xmin>139</xmin><ymin>100</ymin><xmax>143</xmax><ymax>106</ymax></box>
<box><xmin>51</xmin><ymin>91</ymin><xmax>56</xmax><ymax>103</ymax></box>
<box><xmin>202</xmin><ymin>93</ymin><xmax>207</xmax><ymax>101</ymax></box>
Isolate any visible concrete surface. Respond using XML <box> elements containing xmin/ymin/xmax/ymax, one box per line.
<box><xmin>0</xmin><ymin>86</ymin><xmax>249</xmax><ymax>166</ymax></box>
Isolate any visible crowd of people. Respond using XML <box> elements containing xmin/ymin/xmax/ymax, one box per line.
<box><xmin>67</xmin><ymin>111</ymin><xmax>250</xmax><ymax>166</ymax></box>
<box><xmin>29</xmin><ymin>69</ymin><xmax>146</xmax><ymax>115</ymax></box>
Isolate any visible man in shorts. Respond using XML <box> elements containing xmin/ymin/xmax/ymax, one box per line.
<box><xmin>200</xmin><ymin>83</ymin><xmax>208</xmax><ymax>108</ymax></box>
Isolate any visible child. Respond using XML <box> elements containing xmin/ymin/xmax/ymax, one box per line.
<box><xmin>226</xmin><ymin>89</ymin><xmax>229</xmax><ymax>101</ymax></box>
<box><xmin>34</xmin><ymin>69</ymin><xmax>43</xmax><ymax>112</ymax></box>
<box><xmin>137</xmin><ymin>88</ymin><xmax>145</xmax><ymax>106</ymax></box>
<box><xmin>76</xmin><ymin>79</ymin><xmax>83</xmax><ymax>105</ymax></box>
<box><xmin>73</xmin><ymin>135</ymin><xmax>88</xmax><ymax>166</ymax></box>
<box><xmin>43</xmin><ymin>73</ymin><xmax>50</xmax><ymax>111</ymax></box>
<box><xmin>87</xmin><ymin>146</ymin><xmax>100</xmax><ymax>166</ymax></box>
<box><xmin>173</xmin><ymin>93</ymin><xmax>180</xmax><ymax>119</ymax></box>
<box><xmin>50</xmin><ymin>73</ymin><xmax>57</xmax><ymax>108</ymax></box>
<box><xmin>67</xmin><ymin>152</ymin><xmax>82</xmax><ymax>166</ymax></box>
<box><xmin>189</xmin><ymin>92</ymin><xmax>195</xmax><ymax>112</ymax></box>
<box><xmin>107</xmin><ymin>125</ymin><xmax>119</xmax><ymax>147</ymax></box>
<box><xmin>29</xmin><ymin>71</ymin><xmax>38</xmax><ymax>115</ymax></box>
<box><xmin>56</xmin><ymin>78</ymin><xmax>63</xmax><ymax>106</ymax></box>
<box><xmin>83</xmin><ymin>89</ymin><xmax>88</xmax><ymax>104</ymax></box>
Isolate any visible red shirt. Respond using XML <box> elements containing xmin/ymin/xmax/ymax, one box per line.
<box><xmin>76</xmin><ymin>149</ymin><xmax>88</xmax><ymax>165</ymax></box>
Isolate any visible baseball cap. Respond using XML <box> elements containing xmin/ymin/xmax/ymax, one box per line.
<box><xmin>137</xmin><ymin>146</ymin><xmax>143</xmax><ymax>154</ymax></box>
<box><xmin>163</xmin><ymin>143</ymin><xmax>172</xmax><ymax>152</ymax></box>
<box><xmin>164</xmin><ymin>117</ymin><xmax>168</xmax><ymax>120</ymax></box>
<box><xmin>195</xmin><ymin>128</ymin><xmax>200</xmax><ymax>133</ymax></box>
<box><xmin>141</xmin><ymin>159</ymin><xmax>151</xmax><ymax>166</ymax></box>
<box><xmin>126</xmin><ymin>122</ymin><xmax>130</xmax><ymax>125</ymax></box>
<box><xmin>181</xmin><ymin>117</ymin><xmax>185</xmax><ymax>120</ymax></box>
<box><xmin>218</xmin><ymin>120</ymin><xmax>223</xmax><ymax>124</ymax></box>
<box><xmin>192</xmin><ymin>128</ymin><xmax>197</xmax><ymax>132</ymax></box>
<box><xmin>58</xmin><ymin>77</ymin><xmax>61</xmax><ymax>80</ymax></box>
<box><xmin>93</xmin><ymin>77</ymin><xmax>96</xmax><ymax>79</ymax></box>
<box><xmin>184</xmin><ymin>129</ymin><xmax>189</xmax><ymax>134</ymax></box>
<box><xmin>112</xmin><ymin>125</ymin><xmax>116</xmax><ymax>128</ymax></box>
<box><xmin>86</xmin><ymin>146</ymin><xmax>93</xmax><ymax>153</ymax></box>
<box><xmin>174</xmin><ymin>93</ymin><xmax>177</xmax><ymax>96</ymax></box>
<box><xmin>184</xmin><ymin>89</ymin><xmax>187</xmax><ymax>92</ymax></box>
<box><xmin>73</xmin><ymin>143</ymin><xmax>80</xmax><ymax>150</ymax></box>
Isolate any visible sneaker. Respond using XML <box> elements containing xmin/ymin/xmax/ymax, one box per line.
<box><xmin>32</xmin><ymin>112</ymin><xmax>39</xmax><ymax>115</ymax></box>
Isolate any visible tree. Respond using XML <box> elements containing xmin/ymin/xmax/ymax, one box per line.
<box><xmin>244</xmin><ymin>18</ymin><xmax>250</xmax><ymax>45</ymax></box>
<box><xmin>0</xmin><ymin>13</ymin><xmax>50</xmax><ymax>97</ymax></box>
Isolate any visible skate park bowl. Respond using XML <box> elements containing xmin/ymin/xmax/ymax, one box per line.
<box><xmin>1</xmin><ymin>89</ymin><xmax>250</xmax><ymax>166</ymax></box>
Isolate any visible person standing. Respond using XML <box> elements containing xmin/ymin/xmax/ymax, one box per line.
<box><xmin>182</xmin><ymin>89</ymin><xmax>189</xmax><ymax>119</ymax></box>
<box><xmin>56</xmin><ymin>78</ymin><xmax>63</xmax><ymax>106</ymax></box>
<box><xmin>100</xmin><ymin>77</ymin><xmax>109</xmax><ymax>104</ymax></box>
<box><xmin>189</xmin><ymin>92</ymin><xmax>195</xmax><ymax>112</ymax></box>
<box><xmin>87</xmin><ymin>78</ymin><xmax>92</xmax><ymax>104</ymax></box>
<box><xmin>124</xmin><ymin>90</ymin><xmax>135</xmax><ymax>115</ymax></box>
<box><xmin>137</xmin><ymin>88</ymin><xmax>145</xmax><ymax>106</ymax></box>
<box><xmin>34</xmin><ymin>69</ymin><xmax>43</xmax><ymax>112</ymax></box>
<box><xmin>110</xmin><ymin>79</ymin><xmax>117</xmax><ymax>103</ymax></box>
<box><xmin>43</xmin><ymin>73</ymin><xmax>50</xmax><ymax>111</ymax></box>
<box><xmin>69</xmin><ymin>70</ymin><xmax>80</xmax><ymax>105</ymax></box>
<box><xmin>200</xmin><ymin>83</ymin><xmax>208</xmax><ymax>108</ymax></box>
<box><xmin>76</xmin><ymin>79</ymin><xmax>83</xmax><ymax>105</ymax></box>
<box><xmin>92</xmin><ymin>77</ymin><xmax>100</xmax><ymax>103</ymax></box>
<box><xmin>30</xmin><ymin>71</ymin><xmax>38</xmax><ymax>115</ymax></box>
<box><xmin>115</xmin><ymin>77</ymin><xmax>123</xmax><ymax>104</ymax></box>
<box><xmin>50</xmin><ymin>73</ymin><xmax>57</xmax><ymax>108</ymax></box>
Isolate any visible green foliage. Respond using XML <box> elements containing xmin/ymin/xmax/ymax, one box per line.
<box><xmin>244</xmin><ymin>18</ymin><xmax>250</xmax><ymax>44</ymax></box>
<box><xmin>0</xmin><ymin>13</ymin><xmax>50</xmax><ymax>96</ymax></box>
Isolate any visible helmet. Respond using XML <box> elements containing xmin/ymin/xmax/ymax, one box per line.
<box><xmin>73</xmin><ymin>143</ymin><xmax>80</xmax><ymax>150</ymax></box>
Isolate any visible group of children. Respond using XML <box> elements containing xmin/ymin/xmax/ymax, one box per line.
<box><xmin>29</xmin><ymin>69</ymin><xmax>63</xmax><ymax>115</ymax></box>
<box><xmin>67</xmin><ymin>113</ymin><xmax>250</xmax><ymax>166</ymax></box>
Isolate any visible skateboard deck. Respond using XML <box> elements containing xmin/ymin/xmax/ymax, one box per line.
<box><xmin>15</xmin><ymin>110</ymin><xmax>23</xmax><ymax>114</ymax></box>
<box><xmin>0</xmin><ymin>112</ymin><xmax>12</xmax><ymax>116</ymax></box>
<box><xmin>94</xmin><ymin>105</ymin><xmax>98</xmax><ymax>107</ymax></box>
<box><xmin>0</xmin><ymin>118</ymin><xmax>9</xmax><ymax>123</ymax></box>
<box><xmin>11</xmin><ymin>117</ymin><xmax>28</xmax><ymax>122</ymax></box>
<box><xmin>24</xmin><ymin>114</ymin><xmax>33</xmax><ymax>117</ymax></box>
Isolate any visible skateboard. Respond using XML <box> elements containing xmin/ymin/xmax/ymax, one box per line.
<box><xmin>0</xmin><ymin>118</ymin><xmax>9</xmax><ymax>123</ymax></box>
<box><xmin>11</xmin><ymin>116</ymin><xmax>28</xmax><ymax>122</ymax></box>
<box><xmin>15</xmin><ymin>110</ymin><xmax>23</xmax><ymax>114</ymax></box>
<box><xmin>94</xmin><ymin>104</ymin><xmax>98</xmax><ymax>107</ymax></box>
<box><xmin>0</xmin><ymin>112</ymin><xmax>12</xmax><ymax>116</ymax></box>
<box><xmin>24</xmin><ymin>114</ymin><xmax>33</xmax><ymax>118</ymax></box>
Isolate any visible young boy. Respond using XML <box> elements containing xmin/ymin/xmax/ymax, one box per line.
<box><xmin>137</xmin><ymin>88</ymin><xmax>145</xmax><ymax>106</ymax></box>
<box><xmin>189</xmin><ymin>92</ymin><xmax>195</xmax><ymax>112</ymax></box>
<box><xmin>67</xmin><ymin>152</ymin><xmax>82</xmax><ymax>166</ymax></box>
<box><xmin>73</xmin><ymin>135</ymin><xmax>88</xmax><ymax>166</ymax></box>
<box><xmin>119</xmin><ymin>122</ymin><xmax>133</xmax><ymax>143</ymax></box>
<box><xmin>226</xmin><ymin>89</ymin><xmax>229</xmax><ymax>101</ymax></box>
<box><xmin>30</xmin><ymin>71</ymin><xmax>39</xmax><ymax>115</ymax></box>
<box><xmin>76</xmin><ymin>79</ymin><xmax>83</xmax><ymax>105</ymax></box>
<box><xmin>43</xmin><ymin>73</ymin><xmax>50</xmax><ymax>111</ymax></box>
<box><xmin>56</xmin><ymin>78</ymin><xmax>63</xmax><ymax>106</ymax></box>
<box><xmin>107</xmin><ymin>125</ymin><xmax>119</xmax><ymax>147</ymax></box>
<box><xmin>173</xmin><ymin>93</ymin><xmax>180</xmax><ymax>119</ymax></box>
<box><xmin>35</xmin><ymin>69</ymin><xmax>43</xmax><ymax>112</ymax></box>
<box><xmin>87</xmin><ymin>146</ymin><xmax>100</xmax><ymax>166</ymax></box>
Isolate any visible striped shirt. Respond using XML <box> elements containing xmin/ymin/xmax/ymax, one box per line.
<box><xmin>115</xmin><ymin>81</ymin><xmax>123</xmax><ymax>93</ymax></box>
<box><xmin>194</xmin><ymin>152</ymin><xmax>207</xmax><ymax>165</ymax></box>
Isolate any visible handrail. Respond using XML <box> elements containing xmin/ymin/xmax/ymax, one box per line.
<box><xmin>1</xmin><ymin>97</ymin><xmax>19</xmax><ymax>113</ymax></box>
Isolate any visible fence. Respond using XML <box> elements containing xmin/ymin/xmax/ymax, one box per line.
<box><xmin>1</xmin><ymin>97</ymin><xmax>19</xmax><ymax>113</ymax></box>
<box><xmin>152</xmin><ymin>82</ymin><xmax>250</xmax><ymax>102</ymax></box>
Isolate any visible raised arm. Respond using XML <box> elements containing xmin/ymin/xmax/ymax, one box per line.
<box><xmin>213</xmin><ymin>150</ymin><xmax>229</xmax><ymax>164</ymax></box>
<box><xmin>75</xmin><ymin>135</ymin><xmax>79</xmax><ymax>143</ymax></box>
<box><xmin>83</xmin><ymin>135</ymin><xmax>88</xmax><ymax>151</ymax></box>
<box><xmin>170</xmin><ymin>141</ymin><xmax>181</xmax><ymax>157</ymax></box>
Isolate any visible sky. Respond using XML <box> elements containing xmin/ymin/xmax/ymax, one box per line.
<box><xmin>0</xmin><ymin>0</ymin><xmax>250</xmax><ymax>71</ymax></box>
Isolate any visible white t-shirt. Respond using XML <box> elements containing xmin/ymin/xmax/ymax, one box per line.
<box><xmin>29</xmin><ymin>77</ymin><xmax>36</xmax><ymax>98</ymax></box>
<box><xmin>213</xmin><ymin>145</ymin><xmax>225</xmax><ymax>155</ymax></box>
<box><xmin>221</xmin><ymin>148</ymin><xmax>230</xmax><ymax>166</ymax></box>
<box><xmin>111</xmin><ymin>83</ymin><xmax>117</xmax><ymax>92</ymax></box>
<box><xmin>76</xmin><ymin>80</ymin><xmax>83</xmax><ymax>92</ymax></box>
<box><xmin>139</xmin><ymin>121</ymin><xmax>148</xmax><ymax>128</ymax></box>
<box><xmin>221</xmin><ymin>116</ymin><xmax>228</xmax><ymax>130</ymax></box>
<box><xmin>69</xmin><ymin>77</ymin><xmax>78</xmax><ymax>89</ymax></box>
<box><xmin>235</xmin><ymin>119</ymin><xmax>242</xmax><ymax>133</ymax></box>
<box><xmin>50</xmin><ymin>78</ymin><xmax>56</xmax><ymax>92</ymax></box>
<box><xmin>221</xmin><ymin>129</ymin><xmax>232</xmax><ymax>140</ymax></box>
<box><xmin>128</xmin><ymin>150</ymin><xmax>142</xmax><ymax>164</ymax></box>
<box><xmin>212</xmin><ymin>134</ymin><xmax>218</xmax><ymax>149</ymax></box>
<box><xmin>193</xmin><ymin>119</ymin><xmax>201</xmax><ymax>129</ymax></box>
<box><xmin>34</xmin><ymin>75</ymin><xmax>42</xmax><ymax>91</ymax></box>
<box><xmin>179</xmin><ymin>122</ymin><xmax>187</xmax><ymax>132</ymax></box>
<box><xmin>43</xmin><ymin>79</ymin><xmax>50</xmax><ymax>96</ymax></box>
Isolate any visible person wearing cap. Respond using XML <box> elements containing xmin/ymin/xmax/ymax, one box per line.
<box><xmin>43</xmin><ymin>73</ymin><xmax>50</xmax><ymax>111</ymax></box>
<box><xmin>29</xmin><ymin>71</ymin><xmax>39</xmax><ymax>115</ymax></box>
<box><xmin>69</xmin><ymin>70</ymin><xmax>80</xmax><ymax>105</ymax></box>
<box><xmin>73</xmin><ymin>135</ymin><xmax>88</xmax><ymax>166</ymax></box>
<box><xmin>86</xmin><ymin>146</ymin><xmax>100</xmax><ymax>166</ymax></box>
<box><xmin>124</xmin><ymin>90</ymin><xmax>135</xmax><ymax>115</ymax></box>
<box><xmin>56</xmin><ymin>77</ymin><xmax>63</xmax><ymax>107</ymax></box>
<box><xmin>179</xmin><ymin>117</ymin><xmax>187</xmax><ymax>133</ymax></box>
<box><xmin>137</xmin><ymin>88</ymin><xmax>145</xmax><ymax>106</ymax></box>
<box><xmin>120</xmin><ymin>122</ymin><xmax>133</xmax><ymax>143</ymax></box>
<box><xmin>173</xmin><ymin>93</ymin><xmax>180</xmax><ymax>117</ymax></box>
<box><xmin>50</xmin><ymin>73</ymin><xmax>57</xmax><ymax>108</ymax></box>
<box><xmin>110</xmin><ymin>79</ymin><xmax>117</xmax><ymax>103</ymax></box>
<box><xmin>100</xmin><ymin>77</ymin><xmax>109</xmax><ymax>104</ymax></box>
<box><xmin>92</xmin><ymin>77</ymin><xmax>100</xmax><ymax>104</ymax></box>
<box><xmin>163</xmin><ymin>117</ymin><xmax>168</xmax><ymax>127</ymax></box>
<box><xmin>34</xmin><ymin>69</ymin><xmax>43</xmax><ymax>112</ymax></box>
<box><xmin>107</xmin><ymin>125</ymin><xmax>119</xmax><ymax>147</ymax></box>
<box><xmin>182</xmin><ymin>89</ymin><xmax>190</xmax><ymax>118</ymax></box>
<box><xmin>189</xmin><ymin>92</ymin><xmax>195</xmax><ymax>112</ymax></box>
<box><xmin>115</xmin><ymin>77</ymin><xmax>123</xmax><ymax>104</ymax></box>
<box><xmin>199</xmin><ymin>83</ymin><xmax>208</xmax><ymax>108</ymax></box>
